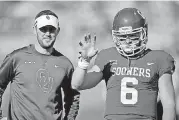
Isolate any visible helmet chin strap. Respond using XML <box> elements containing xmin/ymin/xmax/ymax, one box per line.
<box><xmin>126</xmin><ymin>56</ymin><xmax>131</xmax><ymax>73</ymax></box>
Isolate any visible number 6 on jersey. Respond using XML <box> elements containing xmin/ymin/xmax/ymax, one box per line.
<box><xmin>121</xmin><ymin>77</ymin><xmax>138</xmax><ymax>105</ymax></box>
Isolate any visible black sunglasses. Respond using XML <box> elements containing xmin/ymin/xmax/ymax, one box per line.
<box><xmin>39</xmin><ymin>25</ymin><xmax>57</xmax><ymax>33</ymax></box>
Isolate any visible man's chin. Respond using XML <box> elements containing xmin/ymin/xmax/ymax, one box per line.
<box><xmin>41</xmin><ymin>40</ymin><xmax>55</xmax><ymax>49</ymax></box>
<box><xmin>41</xmin><ymin>43</ymin><xmax>53</xmax><ymax>49</ymax></box>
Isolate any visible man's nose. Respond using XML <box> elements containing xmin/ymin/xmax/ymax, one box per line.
<box><xmin>45</xmin><ymin>31</ymin><xmax>50</xmax><ymax>36</ymax></box>
<box><xmin>126</xmin><ymin>37</ymin><xmax>132</xmax><ymax>44</ymax></box>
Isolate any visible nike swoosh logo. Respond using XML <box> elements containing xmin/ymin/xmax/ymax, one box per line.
<box><xmin>55</xmin><ymin>65</ymin><xmax>59</xmax><ymax>68</ymax></box>
<box><xmin>25</xmin><ymin>61</ymin><xmax>35</xmax><ymax>64</ymax></box>
<box><xmin>109</xmin><ymin>60</ymin><xmax>117</xmax><ymax>64</ymax></box>
<box><xmin>147</xmin><ymin>63</ymin><xmax>154</xmax><ymax>65</ymax></box>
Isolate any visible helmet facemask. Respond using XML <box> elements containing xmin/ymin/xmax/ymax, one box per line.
<box><xmin>112</xmin><ymin>26</ymin><xmax>147</xmax><ymax>58</ymax></box>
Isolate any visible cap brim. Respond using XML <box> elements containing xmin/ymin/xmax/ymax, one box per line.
<box><xmin>35</xmin><ymin>15</ymin><xmax>59</xmax><ymax>29</ymax></box>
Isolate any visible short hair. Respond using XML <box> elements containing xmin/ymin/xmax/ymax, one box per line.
<box><xmin>35</xmin><ymin>10</ymin><xmax>58</xmax><ymax>20</ymax></box>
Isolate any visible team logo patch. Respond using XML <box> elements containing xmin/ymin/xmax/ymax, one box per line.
<box><xmin>46</xmin><ymin>15</ymin><xmax>50</xmax><ymax>20</ymax></box>
<box><xmin>36</xmin><ymin>68</ymin><xmax>54</xmax><ymax>93</ymax></box>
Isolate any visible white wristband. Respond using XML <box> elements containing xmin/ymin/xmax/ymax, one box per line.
<box><xmin>78</xmin><ymin>57</ymin><xmax>89</xmax><ymax>70</ymax></box>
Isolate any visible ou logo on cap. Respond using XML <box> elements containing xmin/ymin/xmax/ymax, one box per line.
<box><xmin>46</xmin><ymin>15</ymin><xmax>50</xmax><ymax>20</ymax></box>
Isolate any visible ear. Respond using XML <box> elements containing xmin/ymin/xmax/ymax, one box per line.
<box><xmin>56</xmin><ymin>27</ymin><xmax>60</xmax><ymax>35</ymax></box>
<box><xmin>33</xmin><ymin>26</ymin><xmax>37</xmax><ymax>35</ymax></box>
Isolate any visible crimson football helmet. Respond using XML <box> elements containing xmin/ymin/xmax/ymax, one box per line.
<box><xmin>112</xmin><ymin>8</ymin><xmax>148</xmax><ymax>57</ymax></box>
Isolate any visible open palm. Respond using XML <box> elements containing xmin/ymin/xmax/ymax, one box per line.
<box><xmin>79</xmin><ymin>33</ymin><xmax>98</xmax><ymax>61</ymax></box>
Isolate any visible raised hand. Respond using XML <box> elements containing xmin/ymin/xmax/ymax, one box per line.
<box><xmin>79</xmin><ymin>33</ymin><xmax>98</xmax><ymax>62</ymax></box>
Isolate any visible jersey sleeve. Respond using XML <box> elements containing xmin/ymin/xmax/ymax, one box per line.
<box><xmin>158</xmin><ymin>52</ymin><xmax>175</xmax><ymax>78</ymax></box>
<box><xmin>0</xmin><ymin>54</ymin><xmax>15</xmax><ymax>90</ymax></box>
<box><xmin>0</xmin><ymin>53</ymin><xmax>15</xmax><ymax>112</ymax></box>
<box><xmin>62</xmin><ymin>63</ymin><xmax>80</xmax><ymax>120</ymax></box>
<box><xmin>66</xmin><ymin>63</ymin><xmax>74</xmax><ymax>81</ymax></box>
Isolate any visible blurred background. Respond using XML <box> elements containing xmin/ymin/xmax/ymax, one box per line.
<box><xmin>0</xmin><ymin>1</ymin><xmax>179</xmax><ymax>120</ymax></box>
